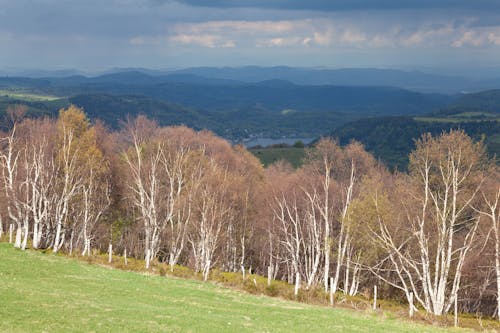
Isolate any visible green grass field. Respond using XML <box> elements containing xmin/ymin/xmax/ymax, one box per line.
<box><xmin>414</xmin><ymin>111</ymin><xmax>500</xmax><ymax>123</ymax></box>
<box><xmin>250</xmin><ymin>147</ymin><xmax>306</xmax><ymax>168</ymax></box>
<box><xmin>0</xmin><ymin>89</ymin><xmax>61</xmax><ymax>102</ymax></box>
<box><xmin>0</xmin><ymin>243</ymin><xmax>470</xmax><ymax>333</ymax></box>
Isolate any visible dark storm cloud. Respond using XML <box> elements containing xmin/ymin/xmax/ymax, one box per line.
<box><xmin>164</xmin><ymin>0</ymin><xmax>500</xmax><ymax>11</ymax></box>
<box><xmin>0</xmin><ymin>0</ymin><xmax>499</xmax><ymax>71</ymax></box>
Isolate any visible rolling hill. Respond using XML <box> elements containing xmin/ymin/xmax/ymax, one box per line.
<box><xmin>0</xmin><ymin>243</ymin><xmax>468</xmax><ymax>333</ymax></box>
<box><xmin>0</xmin><ymin>70</ymin><xmax>459</xmax><ymax>139</ymax></box>
<box><xmin>330</xmin><ymin>116</ymin><xmax>499</xmax><ymax>170</ymax></box>
<box><xmin>0</xmin><ymin>70</ymin><xmax>499</xmax><ymax>162</ymax></box>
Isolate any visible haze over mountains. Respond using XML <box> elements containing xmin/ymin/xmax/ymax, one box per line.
<box><xmin>0</xmin><ymin>66</ymin><xmax>499</xmax><ymax>168</ymax></box>
<box><xmin>3</xmin><ymin>66</ymin><xmax>500</xmax><ymax>94</ymax></box>
<box><xmin>0</xmin><ymin>67</ymin><xmax>457</xmax><ymax>137</ymax></box>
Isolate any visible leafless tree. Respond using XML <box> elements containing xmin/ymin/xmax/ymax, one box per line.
<box><xmin>189</xmin><ymin>159</ymin><xmax>234</xmax><ymax>281</ymax></box>
<box><xmin>369</xmin><ymin>131</ymin><xmax>486</xmax><ymax>315</ymax></box>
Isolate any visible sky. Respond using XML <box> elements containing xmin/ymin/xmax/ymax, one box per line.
<box><xmin>1</xmin><ymin>0</ymin><xmax>500</xmax><ymax>74</ymax></box>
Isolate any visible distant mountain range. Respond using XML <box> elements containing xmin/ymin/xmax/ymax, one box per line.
<box><xmin>0</xmin><ymin>68</ymin><xmax>499</xmax><ymax>158</ymax></box>
<box><xmin>3</xmin><ymin>66</ymin><xmax>500</xmax><ymax>93</ymax></box>
<box><xmin>0</xmin><ymin>69</ymin><xmax>460</xmax><ymax>140</ymax></box>
<box><xmin>0</xmin><ymin>70</ymin><xmax>455</xmax><ymax>114</ymax></box>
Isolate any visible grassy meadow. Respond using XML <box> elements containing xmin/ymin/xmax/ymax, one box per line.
<box><xmin>414</xmin><ymin>111</ymin><xmax>500</xmax><ymax>123</ymax></box>
<box><xmin>0</xmin><ymin>243</ymin><xmax>477</xmax><ymax>333</ymax></box>
<box><xmin>0</xmin><ymin>89</ymin><xmax>61</xmax><ymax>102</ymax></box>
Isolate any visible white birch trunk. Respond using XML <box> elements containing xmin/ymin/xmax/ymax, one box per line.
<box><xmin>82</xmin><ymin>239</ymin><xmax>91</xmax><ymax>256</ymax></box>
<box><xmin>370</xmin><ymin>146</ymin><xmax>482</xmax><ymax>316</ymax></box>
<box><xmin>53</xmin><ymin>221</ymin><xmax>63</xmax><ymax>252</ymax></box>
<box><xmin>267</xmin><ymin>266</ymin><xmax>272</xmax><ymax>286</ymax></box>
<box><xmin>497</xmin><ymin>237</ymin><xmax>500</xmax><ymax>321</ymax></box>
<box><xmin>108</xmin><ymin>243</ymin><xmax>113</xmax><ymax>263</ymax></box>
<box><xmin>32</xmin><ymin>221</ymin><xmax>39</xmax><ymax>249</ymax></box>
<box><xmin>146</xmin><ymin>249</ymin><xmax>151</xmax><ymax>269</ymax></box>
<box><xmin>409</xmin><ymin>292</ymin><xmax>414</xmax><ymax>317</ymax></box>
<box><xmin>14</xmin><ymin>227</ymin><xmax>22</xmax><ymax>248</ymax></box>
<box><xmin>294</xmin><ymin>272</ymin><xmax>300</xmax><ymax>296</ymax></box>
<box><xmin>330</xmin><ymin>277</ymin><xmax>334</xmax><ymax>305</ymax></box>
<box><xmin>124</xmin><ymin>134</ymin><xmax>164</xmax><ymax>269</ymax></box>
<box><xmin>52</xmin><ymin>127</ymin><xmax>82</xmax><ymax>253</ymax></box>
<box><xmin>322</xmin><ymin>160</ymin><xmax>331</xmax><ymax>293</ymax></box>
<box><xmin>0</xmin><ymin>128</ymin><xmax>27</xmax><ymax>250</ymax></box>
<box><xmin>21</xmin><ymin>216</ymin><xmax>29</xmax><ymax>250</ymax></box>
<box><xmin>454</xmin><ymin>296</ymin><xmax>458</xmax><ymax>327</ymax></box>
<box><xmin>476</xmin><ymin>186</ymin><xmax>500</xmax><ymax>320</ymax></box>
<box><xmin>331</xmin><ymin>160</ymin><xmax>356</xmax><ymax>295</ymax></box>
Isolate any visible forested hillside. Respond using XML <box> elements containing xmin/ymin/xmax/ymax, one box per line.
<box><xmin>1</xmin><ymin>107</ymin><xmax>499</xmax><ymax>324</ymax></box>
<box><xmin>0</xmin><ymin>72</ymin><xmax>453</xmax><ymax>140</ymax></box>
<box><xmin>2</xmin><ymin>73</ymin><xmax>500</xmax><ymax>168</ymax></box>
<box><xmin>330</xmin><ymin>116</ymin><xmax>499</xmax><ymax>169</ymax></box>
<box><xmin>5</xmin><ymin>0</ymin><xmax>500</xmax><ymax>331</ymax></box>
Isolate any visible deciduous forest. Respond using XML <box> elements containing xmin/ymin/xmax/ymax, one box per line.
<box><xmin>1</xmin><ymin>106</ymin><xmax>499</xmax><ymax>320</ymax></box>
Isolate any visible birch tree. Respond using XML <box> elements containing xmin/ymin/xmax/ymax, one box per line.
<box><xmin>23</xmin><ymin>119</ymin><xmax>57</xmax><ymax>250</ymax></box>
<box><xmin>475</xmin><ymin>166</ymin><xmax>500</xmax><ymax>320</ymax></box>
<box><xmin>79</xmin><ymin>169</ymin><xmax>111</xmax><ymax>256</ymax></box>
<box><xmin>335</xmin><ymin>142</ymin><xmax>377</xmax><ymax>296</ymax></box>
<box><xmin>275</xmin><ymin>190</ymin><xmax>323</xmax><ymax>288</ymax></box>
<box><xmin>189</xmin><ymin>159</ymin><xmax>234</xmax><ymax>281</ymax></box>
<box><xmin>369</xmin><ymin>131</ymin><xmax>487</xmax><ymax>315</ymax></box>
<box><xmin>123</xmin><ymin>117</ymin><xmax>163</xmax><ymax>268</ymax></box>
<box><xmin>304</xmin><ymin>138</ymin><xmax>338</xmax><ymax>292</ymax></box>
<box><xmin>28</xmin><ymin>138</ymin><xmax>53</xmax><ymax>249</ymax></box>
<box><xmin>0</xmin><ymin>126</ymin><xmax>28</xmax><ymax>248</ymax></box>
<box><xmin>52</xmin><ymin>107</ymin><xmax>87</xmax><ymax>253</ymax></box>
<box><xmin>160</xmin><ymin>144</ymin><xmax>203</xmax><ymax>271</ymax></box>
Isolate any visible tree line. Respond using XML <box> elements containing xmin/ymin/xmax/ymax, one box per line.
<box><xmin>330</xmin><ymin>116</ymin><xmax>500</xmax><ymax>169</ymax></box>
<box><xmin>0</xmin><ymin>106</ymin><xmax>499</xmax><ymax>319</ymax></box>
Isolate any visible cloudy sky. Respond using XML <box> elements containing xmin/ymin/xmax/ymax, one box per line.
<box><xmin>1</xmin><ymin>0</ymin><xmax>500</xmax><ymax>74</ymax></box>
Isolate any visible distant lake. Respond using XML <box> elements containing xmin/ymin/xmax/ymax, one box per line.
<box><xmin>241</xmin><ymin>137</ymin><xmax>315</xmax><ymax>148</ymax></box>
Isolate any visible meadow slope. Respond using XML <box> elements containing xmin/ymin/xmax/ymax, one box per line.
<box><xmin>0</xmin><ymin>244</ymin><xmax>468</xmax><ymax>333</ymax></box>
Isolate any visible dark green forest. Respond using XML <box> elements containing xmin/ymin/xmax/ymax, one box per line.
<box><xmin>1</xmin><ymin>72</ymin><xmax>499</xmax><ymax>169</ymax></box>
<box><xmin>330</xmin><ymin>116</ymin><xmax>499</xmax><ymax>169</ymax></box>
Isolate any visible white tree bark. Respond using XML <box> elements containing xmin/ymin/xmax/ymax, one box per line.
<box><xmin>273</xmin><ymin>194</ymin><xmax>302</xmax><ymax>287</ymax></box>
<box><xmin>161</xmin><ymin>146</ymin><xmax>199</xmax><ymax>272</ymax></box>
<box><xmin>80</xmin><ymin>169</ymin><xmax>110</xmax><ymax>256</ymax></box>
<box><xmin>108</xmin><ymin>243</ymin><xmax>113</xmax><ymax>263</ymax></box>
<box><xmin>370</xmin><ymin>148</ymin><xmax>482</xmax><ymax>315</ymax></box>
<box><xmin>330</xmin><ymin>277</ymin><xmax>334</xmax><ymax>305</ymax></box>
<box><xmin>320</xmin><ymin>157</ymin><xmax>332</xmax><ymax>293</ymax></box>
<box><xmin>274</xmin><ymin>185</ymin><xmax>327</xmax><ymax>289</ymax></box>
<box><xmin>267</xmin><ymin>266</ymin><xmax>272</xmax><ymax>286</ymax></box>
<box><xmin>124</xmin><ymin>132</ymin><xmax>163</xmax><ymax>268</ymax></box>
<box><xmin>475</xmin><ymin>186</ymin><xmax>500</xmax><ymax>320</ymax></box>
<box><xmin>0</xmin><ymin>127</ymin><xmax>26</xmax><ymax>249</ymax></box>
<box><xmin>189</xmin><ymin>161</ymin><xmax>233</xmax><ymax>282</ymax></box>
<box><xmin>294</xmin><ymin>272</ymin><xmax>300</xmax><ymax>296</ymax></box>
<box><xmin>331</xmin><ymin>160</ymin><xmax>356</xmax><ymax>295</ymax></box>
<box><xmin>28</xmin><ymin>137</ymin><xmax>54</xmax><ymax>250</ymax></box>
<box><xmin>409</xmin><ymin>292</ymin><xmax>414</xmax><ymax>317</ymax></box>
<box><xmin>52</xmin><ymin>127</ymin><xmax>82</xmax><ymax>253</ymax></box>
